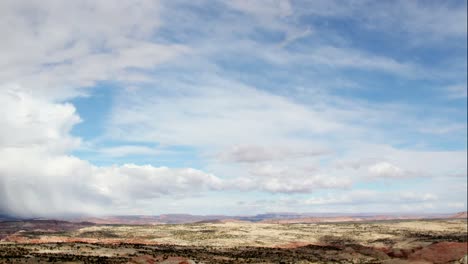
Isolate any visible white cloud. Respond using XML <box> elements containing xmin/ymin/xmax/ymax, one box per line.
<box><xmin>368</xmin><ymin>162</ymin><xmax>405</xmax><ymax>179</ymax></box>
<box><xmin>97</xmin><ymin>145</ymin><xmax>160</xmax><ymax>158</ymax></box>
<box><xmin>227</xmin><ymin>0</ymin><xmax>292</xmax><ymax>19</ymax></box>
<box><xmin>225</xmin><ymin>0</ymin><xmax>295</xmax><ymax>39</ymax></box>
<box><xmin>225</xmin><ymin>162</ymin><xmax>351</xmax><ymax>194</ymax></box>
<box><xmin>306</xmin><ymin>46</ymin><xmax>421</xmax><ymax>77</ymax></box>
<box><xmin>447</xmin><ymin>202</ymin><xmax>465</xmax><ymax>209</ymax></box>
<box><xmin>0</xmin><ymin>86</ymin><xmax>223</xmax><ymax>217</ymax></box>
<box><xmin>107</xmin><ymin>74</ymin><xmax>467</xmax><ymax>197</ymax></box>
<box><xmin>304</xmin><ymin>190</ymin><xmax>438</xmax><ymax>206</ymax></box>
<box><xmin>418</xmin><ymin>123</ymin><xmax>467</xmax><ymax>135</ymax></box>
<box><xmin>0</xmin><ymin>0</ymin><xmax>187</xmax><ymax>100</ymax></box>
<box><xmin>445</xmin><ymin>84</ymin><xmax>468</xmax><ymax>99</ymax></box>
<box><xmin>0</xmin><ymin>85</ymin><xmax>81</xmax><ymax>153</ymax></box>
<box><xmin>109</xmin><ymin>80</ymin><xmax>343</xmax><ymax>147</ymax></box>
<box><xmin>0</xmin><ymin>0</ymin><xmax>465</xmax><ymax>216</ymax></box>
<box><xmin>0</xmin><ymin>87</ymin><xmax>105</xmax><ymax>216</ymax></box>
<box><xmin>0</xmin><ymin>86</ymin><xmax>350</xmax><ymax>217</ymax></box>
<box><xmin>233</xmin><ymin>189</ymin><xmax>452</xmax><ymax>214</ymax></box>
<box><xmin>0</xmin><ymin>84</ymin><xmax>356</xmax><ymax>216</ymax></box>
<box><xmin>218</xmin><ymin>144</ymin><xmax>328</xmax><ymax>163</ymax></box>
<box><xmin>93</xmin><ymin>164</ymin><xmax>223</xmax><ymax>200</ymax></box>
<box><xmin>0</xmin><ymin>148</ymin><xmax>108</xmax><ymax>217</ymax></box>
<box><xmin>334</xmin><ymin>143</ymin><xmax>467</xmax><ymax>180</ymax></box>
<box><xmin>0</xmin><ymin>149</ymin><xmax>224</xmax><ymax>217</ymax></box>
<box><xmin>298</xmin><ymin>0</ymin><xmax>467</xmax><ymax>40</ymax></box>
<box><xmin>388</xmin><ymin>0</ymin><xmax>467</xmax><ymax>39</ymax></box>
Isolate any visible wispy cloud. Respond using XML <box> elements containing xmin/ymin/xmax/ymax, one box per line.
<box><xmin>0</xmin><ymin>0</ymin><xmax>466</xmax><ymax>216</ymax></box>
<box><xmin>97</xmin><ymin>145</ymin><xmax>160</xmax><ymax>158</ymax></box>
<box><xmin>445</xmin><ymin>84</ymin><xmax>468</xmax><ymax>99</ymax></box>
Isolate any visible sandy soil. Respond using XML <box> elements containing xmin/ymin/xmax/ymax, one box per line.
<box><xmin>1</xmin><ymin>219</ymin><xmax>466</xmax><ymax>263</ymax></box>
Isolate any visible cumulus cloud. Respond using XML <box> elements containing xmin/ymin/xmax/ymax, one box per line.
<box><xmin>0</xmin><ymin>87</ymin><xmax>98</xmax><ymax>216</ymax></box>
<box><xmin>107</xmin><ymin>78</ymin><xmax>467</xmax><ymax>196</ymax></box>
<box><xmin>0</xmin><ymin>85</ymin><xmax>81</xmax><ymax>153</ymax></box>
<box><xmin>238</xmin><ymin>163</ymin><xmax>351</xmax><ymax>193</ymax></box>
<box><xmin>0</xmin><ymin>0</ymin><xmax>466</xmax><ymax>216</ymax></box>
<box><xmin>0</xmin><ymin>86</ymin><xmax>349</xmax><ymax>217</ymax></box>
<box><xmin>0</xmin><ymin>149</ymin><xmax>108</xmax><ymax>217</ymax></box>
<box><xmin>0</xmin><ymin>87</ymin><xmax>223</xmax><ymax>217</ymax></box>
<box><xmin>94</xmin><ymin>165</ymin><xmax>223</xmax><ymax>200</ymax></box>
<box><xmin>0</xmin><ymin>151</ymin><xmax>224</xmax><ymax>217</ymax></box>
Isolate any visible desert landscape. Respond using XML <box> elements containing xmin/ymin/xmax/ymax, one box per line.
<box><xmin>1</xmin><ymin>1</ymin><xmax>467</xmax><ymax>263</ymax></box>
<box><xmin>1</xmin><ymin>213</ymin><xmax>466</xmax><ymax>263</ymax></box>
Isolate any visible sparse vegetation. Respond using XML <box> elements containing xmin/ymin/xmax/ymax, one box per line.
<box><xmin>0</xmin><ymin>219</ymin><xmax>467</xmax><ymax>263</ymax></box>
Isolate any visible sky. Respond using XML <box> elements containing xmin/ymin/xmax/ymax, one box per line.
<box><xmin>0</xmin><ymin>0</ymin><xmax>467</xmax><ymax>217</ymax></box>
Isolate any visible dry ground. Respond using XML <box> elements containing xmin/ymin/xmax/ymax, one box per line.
<box><xmin>0</xmin><ymin>219</ymin><xmax>467</xmax><ymax>263</ymax></box>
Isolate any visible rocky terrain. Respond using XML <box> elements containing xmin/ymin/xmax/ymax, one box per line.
<box><xmin>0</xmin><ymin>217</ymin><xmax>467</xmax><ymax>263</ymax></box>
<box><xmin>451</xmin><ymin>212</ymin><xmax>468</xmax><ymax>219</ymax></box>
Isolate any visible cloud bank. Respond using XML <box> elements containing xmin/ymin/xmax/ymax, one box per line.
<box><xmin>0</xmin><ymin>0</ymin><xmax>466</xmax><ymax>216</ymax></box>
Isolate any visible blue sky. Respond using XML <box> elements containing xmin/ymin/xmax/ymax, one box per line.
<box><xmin>0</xmin><ymin>0</ymin><xmax>466</xmax><ymax>217</ymax></box>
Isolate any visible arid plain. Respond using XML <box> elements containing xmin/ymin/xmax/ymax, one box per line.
<box><xmin>1</xmin><ymin>215</ymin><xmax>467</xmax><ymax>263</ymax></box>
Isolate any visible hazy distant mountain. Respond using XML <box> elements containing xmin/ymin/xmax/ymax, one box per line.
<box><xmin>450</xmin><ymin>211</ymin><xmax>468</xmax><ymax>219</ymax></box>
<box><xmin>62</xmin><ymin>212</ymin><xmax>466</xmax><ymax>225</ymax></box>
<box><xmin>0</xmin><ymin>214</ymin><xmax>17</xmax><ymax>221</ymax></box>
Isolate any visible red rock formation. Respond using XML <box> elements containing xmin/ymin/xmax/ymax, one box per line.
<box><xmin>408</xmin><ymin>242</ymin><xmax>468</xmax><ymax>263</ymax></box>
<box><xmin>450</xmin><ymin>211</ymin><xmax>468</xmax><ymax>219</ymax></box>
